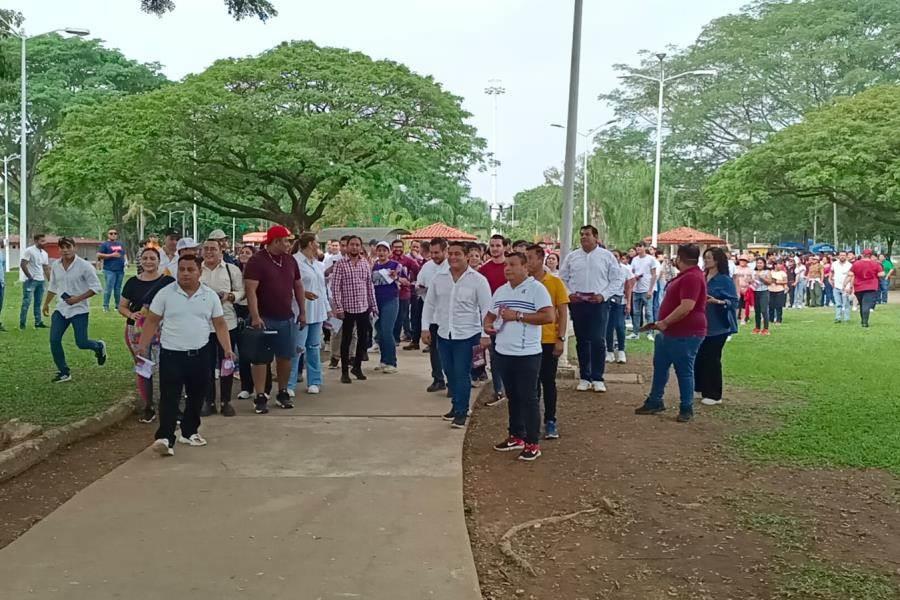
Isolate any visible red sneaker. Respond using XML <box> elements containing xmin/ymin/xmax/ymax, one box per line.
<box><xmin>752</xmin><ymin>328</ymin><xmax>761</xmax><ymax>335</ymax></box>
<box><xmin>493</xmin><ymin>436</ymin><xmax>526</xmax><ymax>452</ymax></box>
<box><xmin>761</xmin><ymin>329</ymin><xmax>770</xmax><ymax>336</ymax></box>
<box><xmin>518</xmin><ymin>444</ymin><xmax>542</xmax><ymax>461</ymax></box>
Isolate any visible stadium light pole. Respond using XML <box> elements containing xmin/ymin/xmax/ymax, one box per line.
<box><xmin>485</xmin><ymin>80</ymin><xmax>506</xmax><ymax>234</ymax></box>
<box><xmin>0</xmin><ymin>15</ymin><xmax>89</xmax><ymax>243</ymax></box>
<box><xmin>624</xmin><ymin>55</ymin><xmax>716</xmax><ymax>247</ymax></box>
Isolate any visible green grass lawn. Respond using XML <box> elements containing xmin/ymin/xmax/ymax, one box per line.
<box><xmin>0</xmin><ymin>271</ymin><xmax>135</xmax><ymax>427</ymax></box>
<box><xmin>626</xmin><ymin>304</ymin><xmax>900</xmax><ymax>474</ymax></box>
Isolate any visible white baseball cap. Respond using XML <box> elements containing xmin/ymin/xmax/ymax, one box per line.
<box><xmin>176</xmin><ymin>237</ymin><xmax>199</xmax><ymax>252</ymax></box>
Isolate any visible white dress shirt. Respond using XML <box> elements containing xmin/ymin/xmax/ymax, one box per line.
<box><xmin>47</xmin><ymin>256</ymin><xmax>103</xmax><ymax>319</ymax></box>
<box><xmin>422</xmin><ymin>267</ymin><xmax>492</xmax><ymax>340</ymax></box>
<box><xmin>20</xmin><ymin>245</ymin><xmax>48</xmax><ymax>282</ymax></box>
<box><xmin>417</xmin><ymin>259</ymin><xmax>449</xmax><ymax>297</ymax></box>
<box><xmin>159</xmin><ymin>250</ymin><xmax>179</xmax><ymax>277</ymax></box>
<box><xmin>832</xmin><ymin>260</ymin><xmax>852</xmax><ymax>288</ymax></box>
<box><xmin>149</xmin><ymin>282</ymin><xmax>224</xmax><ymax>351</ymax></box>
<box><xmin>200</xmin><ymin>260</ymin><xmax>244</xmax><ymax>330</ymax></box>
<box><xmin>294</xmin><ymin>252</ymin><xmax>331</xmax><ymax>324</ymax></box>
<box><xmin>560</xmin><ymin>245</ymin><xmax>626</xmax><ymax>300</ymax></box>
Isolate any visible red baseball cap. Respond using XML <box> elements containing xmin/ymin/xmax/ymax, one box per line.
<box><xmin>862</xmin><ymin>248</ymin><xmax>873</xmax><ymax>256</ymax></box>
<box><xmin>265</xmin><ymin>225</ymin><xmax>293</xmax><ymax>244</ymax></box>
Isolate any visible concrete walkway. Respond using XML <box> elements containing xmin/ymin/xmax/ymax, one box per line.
<box><xmin>0</xmin><ymin>351</ymin><xmax>482</xmax><ymax>600</ymax></box>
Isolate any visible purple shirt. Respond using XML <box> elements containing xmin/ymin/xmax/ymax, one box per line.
<box><xmin>372</xmin><ymin>259</ymin><xmax>404</xmax><ymax>305</ymax></box>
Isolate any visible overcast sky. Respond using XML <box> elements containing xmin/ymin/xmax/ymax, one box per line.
<box><xmin>25</xmin><ymin>0</ymin><xmax>746</xmax><ymax>205</ymax></box>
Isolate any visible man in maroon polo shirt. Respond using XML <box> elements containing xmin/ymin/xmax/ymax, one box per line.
<box><xmin>478</xmin><ymin>234</ymin><xmax>510</xmax><ymax>406</ymax></box>
<box><xmin>243</xmin><ymin>225</ymin><xmax>306</xmax><ymax>414</ymax></box>
<box><xmin>634</xmin><ymin>244</ymin><xmax>707</xmax><ymax>422</ymax></box>
<box><xmin>391</xmin><ymin>239</ymin><xmax>419</xmax><ymax>344</ymax></box>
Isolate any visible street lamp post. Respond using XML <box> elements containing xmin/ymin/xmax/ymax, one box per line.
<box><xmin>551</xmin><ymin>119</ymin><xmax>616</xmax><ymax>230</ymax></box>
<box><xmin>625</xmin><ymin>55</ymin><xmax>715</xmax><ymax>247</ymax></box>
<box><xmin>559</xmin><ymin>0</ymin><xmax>583</xmax><ymax>261</ymax></box>
<box><xmin>0</xmin><ymin>15</ymin><xmax>89</xmax><ymax>243</ymax></box>
<box><xmin>2</xmin><ymin>154</ymin><xmax>19</xmax><ymax>272</ymax></box>
<box><xmin>485</xmin><ymin>80</ymin><xmax>506</xmax><ymax>233</ymax></box>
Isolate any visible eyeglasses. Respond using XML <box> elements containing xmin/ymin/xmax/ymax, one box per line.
<box><xmin>108</xmin><ymin>231</ymin><xmax>118</xmax><ymax>235</ymax></box>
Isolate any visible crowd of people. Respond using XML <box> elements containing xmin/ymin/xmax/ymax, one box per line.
<box><xmin>3</xmin><ymin>224</ymin><xmax>894</xmax><ymax>462</ymax></box>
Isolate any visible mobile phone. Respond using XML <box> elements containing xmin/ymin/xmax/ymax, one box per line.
<box><xmin>61</xmin><ymin>292</ymin><xmax>71</xmax><ymax>300</ymax></box>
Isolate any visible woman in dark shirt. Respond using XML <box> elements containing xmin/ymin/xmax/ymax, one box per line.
<box><xmin>695</xmin><ymin>247</ymin><xmax>738</xmax><ymax>406</ymax></box>
<box><xmin>118</xmin><ymin>247</ymin><xmax>174</xmax><ymax>423</ymax></box>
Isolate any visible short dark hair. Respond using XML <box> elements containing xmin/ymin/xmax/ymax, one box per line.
<box><xmin>340</xmin><ymin>235</ymin><xmax>352</xmax><ymax>243</ymax></box>
<box><xmin>448</xmin><ymin>240</ymin><xmax>467</xmax><ymax>252</ymax></box>
<box><xmin>33</xmin><ymin>233</ymin><xmax>45</xmax><ymax>242</ymax></box>
<box><xmin>347</xmin><ymin>235</ymin><xmax>363</xmax><ymax>245</ymax></box>
<box><xmin>430</xmin><ymin>237</ymin><xmax>448</xmax><ymax>250</ymax></box>
<box><xmin>58</xmin><ymin>236</ymin><xmax>75</xmax><ymax>249</ymax></box>
<box><xmin>177</xmin><ymin>255</ymin><xmax>203</xmax><ymax>268</ymax></box>
<box><xmin>328</xmin><ymin>239</ymin><xmax>339</xmax><ymax>244</ymax></box>
<box><xmin>391</xmin><ymin>239</ymin><xmax>404</xmax><ymax>247</ymax></box>
<box><xmin>512</xmin><ymin>239</ymin><xmax>529</xmax><ymax>249</ymax></box>
<box><xmin>298</xmin><ymin>232</ymin><xmax>317</xmax><ymax>250</ymax></box>
<box><xmin>525</xmin><ymin>244</ymin><xmax>545</xmax><ymax>259</ymax></box>
<box><xmin>466</xmin><ymin>242</ymin><xmax>481</xmax><ymax>254</ymax></box>
<box><xmin>489</xmin><ymin>234</ymin><xmax>506</xmax><ymax>244</ymax></box>
<box><xmin>580</xmin><ymin>225</ymin><xmax>599</xmax><ymax>237</ymax></box>
<box><xmin>505</xmin><ymin>251</ymin><xmax>526</xmax><ymax>265</ymax></box>
<box><xmin>676</xmin><ymin>244</ymin><xmax>700</xmax><ymax>264</ymax></box>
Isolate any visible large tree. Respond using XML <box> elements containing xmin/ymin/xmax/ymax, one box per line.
<box><xmin>50</xmin><ymin>41</ymin><xmax>484</xmax><ymax>233</ymax></box>
<box><xmin>141</xmin><ymin>0</ymin><xmax>277</xmax><ymax>21</ymax></box>
<box><xmin>704</xmin><ymin>86</ymin><xmax>900</xmax><ymax>250</ymax></box>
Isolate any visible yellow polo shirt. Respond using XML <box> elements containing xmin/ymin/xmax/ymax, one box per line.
<box><xmin>537</xmin><ymin>272</ymin><xmax>569</xmax><ymax>344</ymax></box>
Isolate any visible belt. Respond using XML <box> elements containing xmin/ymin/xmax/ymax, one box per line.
<box><xmin>161</xmin><ymin>346</ymin><xmax>208</xmax><ymax>357</ymax></box>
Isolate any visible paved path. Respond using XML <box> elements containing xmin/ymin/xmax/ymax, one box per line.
<box><xmin>0</xmin><ymin>351</ymin><xmax>482</xmax><ymax>600</ymax></box>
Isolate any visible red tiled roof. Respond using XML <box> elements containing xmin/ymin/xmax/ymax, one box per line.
<box><xmin>644</xmin><ymin>227</ymin><xmax>726</xmax><ymax>246</ymax></box>
<box><xmin>402</xmin><ymin>223</ymin><xmax>477</xmax><ymax>241</ymax></box>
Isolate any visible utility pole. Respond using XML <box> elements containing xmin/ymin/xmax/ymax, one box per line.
<box><xmin>485</xmin><ymin>80</ymin><xmax>506</xmax><ymax>234</ymax></box>
<box><xmin>559</xmin><ymin>0</ymin><xmax>583</xmax><ymax>260</ymax></box>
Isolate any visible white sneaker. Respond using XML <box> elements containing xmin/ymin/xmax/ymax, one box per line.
<box><xmin>626</xmin><ymin>333</ymin><xmax>639</xmax><ymax>340</ymax></box>
<box><xmin>286</xmin><ymin>388</ymin><xmax>296</xmax><ymax>398</ymax></box>
<box><xmin>307</xmin><ymin>385</ymin><xmax>320</xmax><ymax>394</ymax></box>
<box><xmin>237</xmin><ymin>391</ymin><xmax>251</xmax><ymax>400</ymax></box>
<box><xmin>605</xmin><ymin>351</ymin><xmax>615</xmax><ymax>363</ymax></box>
<box><xmin>592</xmin><ymin>381</ymin><xmax>607</xmax><ymax>393</ymax></box>
<box><xmin>382</xmin><ymin>365</ymin><xmax>398</xmax><ymax>374</ymax></box>
<box><xmin>700</xmin><ymin>397</ymin><xmax>722</xmax><ymax>406</ymax></box>
<box><xmin>576</xmin><ymin>379</ymin><xmax>591</xmax><ymax>392</ymax></box>
<box><xmin>694</xmin><ymin>391</ymin><xmax>703</xmax><ymax>400</ymax></box>
<box><xmin>373</xmin><ymin>363</ymin><xmax>384</xmax><ymax>371</ymax></box>
<box><xmin>646</xmin><ymin>333</ymin><xmax>655</xmax><ymax>341</ymax></box>
<box><xmin>616</xmin><ymin>351</ymin><xmax>627</xmax><ymax>364</ymax></box>
<box><xmin>152</xmin><ymin>438</ymin><xmax>174</xmax><ymax>456</ymax></box>
<box><xmin>177</xmin><ymin>433</ymin><xmax>208</xmax><ymax>447</ymax></box>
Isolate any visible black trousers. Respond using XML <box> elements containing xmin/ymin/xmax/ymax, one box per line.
<box><xmin>496</xmin><ymin>352</ymin><xmax>542</xmax><ymax>445</ymax></box>
<box><xmin>238</xmin><ymin>331</ymin><xmax>272</xmax><ymax>394</ymax></box>
<box><xmin>768</xmin><ymin>291</ymin><xmax>786</xmax><ymax>324</ymax></box>
<box><xmin>694</xmin><ymin>334</ymin><xmax>728</xmax><ymax>401</ymax></box>
<box><xmin>205</xmin><ymin>329</ymin><xmax>236</xmax><ymax>406</ymax></box>
<box><xmin>157</xmin><ymin>344</ymin><xmax>210</xmax><ymax>446</ymax></box>
<box><xmin>537</xmin><ymin>343</ymin><xmax>559</xmax><ymax>423</ymax></box>
<box><xmin>341</xmin><ymin>312</ymin><xmax>371</xmax><ymax>371</ymax></box>
<box><xmin>410</xmin><ymin>296</ymin><xmax>424</xmax><ymax>343</ymax></box>
<box><xmin>429</xmin><ymin>323</ymin><xmax>445</xmax><ymax>384</ymax></box>
<box><xmin>753</xmin><ymin>290</ymin><xmax>770</xmax><ymax>330</ymax></box>
<box><xmin>856</xmin><ymin>290</ymin><xmax>877</xmax><ymax>326</ymax></box>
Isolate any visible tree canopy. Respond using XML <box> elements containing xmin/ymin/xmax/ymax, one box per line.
<box><xmin>141</xmin><ymin>0</ymin><xmax>277</xmax><ymax>21</ymax></box>
<box><xmin>46</xmin><ymin>40</ymin><xmax>484</xmax><ymax>234</ymax></box>
<box><xmin>705</xmin><ymin>86</ymin><xmax>900</xmax><ymax>234</ymax></box>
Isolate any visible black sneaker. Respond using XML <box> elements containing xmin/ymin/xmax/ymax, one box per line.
<box><xmin>442</xmin><ymin>410</ymin><xmax>455</xmax><ymax>421</ymax></box>
<box><xmin>426</xmin><ymin>381</ymin><xmax>446</xmax><ymax>393</ymax></box>
<box><xmin>635</xmin><ymin>404</ymin><xmax>666</xmax><ymax>415</ymax></box>
<box><xmin>493</xmin><ymin>436</ymin><xmax>526</xmax><ymax>452</ymax></box>
<box><xmin>51</xmin><ymin>372</ymin><xmax>72</xmax><ymax>383</ymax></box>
<box><xmin>451</xmin><ymin>415</ymin><xmax>467</xmax><ymax>429</ymax></box>
<box><xmin>35</xmin><ymin>322</ymin><xmax>48</xmax><ymax>329</ymax></box>
<box><xmin>485</xmin><ymin>392</ymin><xmax>506</xmax><ymax>407</ymax></box>
<box><xmin>276</xmin><ymin>389</ymin><xmax>294</xmax><ymax>409</ymax></box>
<box><xmin>254</xmin><ymin>394</ymin><xmax>269</xmax><ymax>414</ymax></box>
<box><xmin>200</xmin><ymin>402</ymin><xmax>215</xmax><ymax>417</ymax></box>
<box><xmin>518</xmin><ymin>444</ymin><xmax>542</xmax><ymax>461</ymax></box>
<box><xmin>138</xmin><ymin>408</ymin><xmax>157</xmax><ymax>423</ymax></box>
<box><xmin>95</xmin><ymin>340</ymin><xmax>107</xmax><ymax>366</ymax></box>
<box><xmin>350</xmin><ymin>367</ymin><xmax>367</xmax><ymax>381</ymax></box>
<box><xmin>677</xmin><ymin>411</ymin><xmax>693</xmax><ymax>423</ymax></box>
<box><xmin>361</xmin><ymin>351</ymin><xmax>370</xmax><ymax>362</ymax></box>
<box><xmin>221</xmin><ymin>402</ymin><xmax>236</xmax><ymax>417</ymax></box>
<box><xmin>341</xmin><ymin>373</ymin><xmax>352</xmax><ymax>384</ymax></box>
<box><xmin>328</xmin><ymin>357</ymin><xmax>339</xmax><ymax>370</ymax></box>
<box><xmin>176</xmin><ymin>410</ymin><xmax>184</xmax><ymax>424</ymax></box>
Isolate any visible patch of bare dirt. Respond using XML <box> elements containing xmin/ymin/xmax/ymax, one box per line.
<box><xmin>463</xmin><ymin>355</ymin><xmax>900</xmax><ymax>599</ymax></box>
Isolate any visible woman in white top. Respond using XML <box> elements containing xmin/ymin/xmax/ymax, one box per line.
<box><xmin>290</xmin><ymin>232</ymin><xmax>331</xmax><ymax>395</ymax></box>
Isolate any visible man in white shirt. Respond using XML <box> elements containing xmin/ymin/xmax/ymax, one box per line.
<box><xmin>138</xmin><ymin>255</ymin><xmax>234</xmax><ymax>456</ymax></box>
<box><xmin>629</xmin><ymin>243</ymin><xmax>657</xmax><ymax>340</ymax></box>
<box><xmin>417</xmin><ymin>237</ymin><xmax>450</xmax><ymax>393</ymax></box>
<box><xmin>158</xmin><ymin>228</ymin><xmax>180</xmax><ymax>277</ymax></box>
<box><xmin>559</xmin><ymin>225</ymin><xmax>626</xmax><ymax>393</ymax></box>
<box><xmin>19</xmin><ymin>233</ymin><xmax>50</xmax><ymax>329</ymax></box>
<box><xmin>422</xmin><ymin>240</ymin><xmax>492</xmax><ymax>429</ymax></box>
<box><xmin>829</xmin><ymin>251</ymin><xmax>853</xmax><ymax>323</ymax></box>
<box><xmin>485</xmin><ymin>251</ymin><xmax>555</xmax><ymax>462</ymax></box>
<box><xmin>41</xmin><ymin>237</ymin><xmax>106</xmax><ymax>383</ymax></box>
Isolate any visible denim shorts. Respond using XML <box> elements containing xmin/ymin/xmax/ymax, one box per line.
<box><xmin>262</xmin><ymin>317</ymin><xmax>296</xmax><ymax>360</ymax></box>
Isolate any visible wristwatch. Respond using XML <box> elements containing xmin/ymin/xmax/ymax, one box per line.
<box><xmin>557</xmin><ymin>336</ymin><xmax>567</xmax><ymax>342</ymax></box>
<box><xmin>516</xmin><ymin>311</ymin><xmax>524</xmax><ymax>322</ymax></box>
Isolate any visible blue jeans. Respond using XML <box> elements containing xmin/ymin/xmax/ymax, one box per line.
<box><xmin>570</xmin><ymin>300</ymin><xmax>610</xmax><ymax>382</ymax></box>
<box><xmin>651</xmin><ymin>287</ymin><xmax>661</xmax><ymax>322</ymax></box>
<box><xmin>793</xmin><ymin>279</ymin><xmax>806</xmax><ymax>307</ymax></box>
<box><xmin>823</xmin><ymin>280</ymin><xmax>833</xmax><ymax>306</ymax></box>
<box><xmin>0</xmin><ymin>283</ymin><xmax>5</xmax><ymax>322</ymax></box>
<box><xmin>489</xmin><ymin>336</ymin><xmax>504</xmax><ymax>394</ymax></box>
<box><xmin>20</xmin><ymin>279</ymin><xmax>45</xmax><ymax>327</ymax></box>
<box><xmin>605</xmin><ymin>300</ymin><xmax>626</xmax><ymax>352</ymax></box>
<box><xmin>631</xmin><ymin>293</ymin><xmax>652</xmax><ymax>332</ymax></box>
<box><xmin>375</xmin><ymin>296</ymin><xmax>399</xmax><ymax>367</ymax></box>
<box><xmin>437</xmin><ymin>334</ymin><xmax>480</xmax><ymax>417</ymax></box>
<box><xmin>290</xmin><ymin>321</ymin><xmax>323</xmax><ymax>389</ymax></box>
<box><xmin>643</xmin><ymin>333</ymin><xmax>704</xmax><ymax>414</ymax></box>
<box><xmin>878</xmin><ymin>278</ymin><xmax>889</xmax><ymax>304</ymax></box>
<box><xmin>102</xmin><ymin>270</ymin><xmax>124</xmax><ymax>309</ymax></box>
<box><xmin>50</xmin><ymin>311</ymin><xmax>102</xmax><ymax>375</ymax></box>
<box><xmin>393</xmin><ymin>298</ymin><xmax>411</xmax><ymax>342</ymax></box>
<box><xmin>833</xmin><ymin>288</ymin><xmax>850</xmax><ymax>322</ymax></box>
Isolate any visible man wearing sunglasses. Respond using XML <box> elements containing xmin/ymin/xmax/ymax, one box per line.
<box><xmin>98</xmin><ymin>227</ymin><xmax>127</xmax><ymax>312</ymax></box>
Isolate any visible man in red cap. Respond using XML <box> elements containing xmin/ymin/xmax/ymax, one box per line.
<box><xmin>847</xmin><ymin>249</ymin><xmax>884</xmax><ymax>328</ymax></box>
<box><xmin>243</xmin><ymin>225</ymin><xmax>306</xmax><ymax>413</ymax></box>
